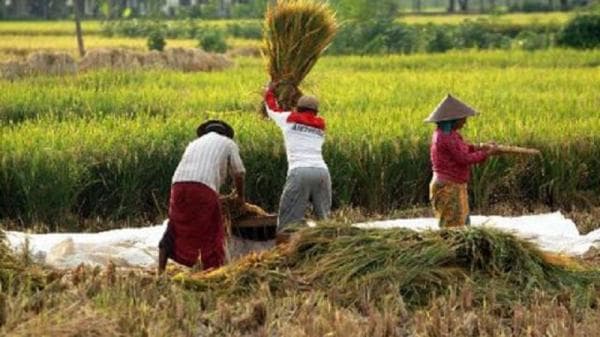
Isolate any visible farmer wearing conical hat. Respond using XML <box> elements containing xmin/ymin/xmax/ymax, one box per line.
<box><xmin>158</xmin><ymin>120</ymin><xmax>246</xmax><ymax>274</ymax></box>
<box><xmin>425</xmin><ymin>95</ymin><xmax>500</xmax><ymax>227</ymax></box>
<box><xmin>264</xmin><ymin>82</ymin><xmax>331</xmax><ymax>241</ymax></box>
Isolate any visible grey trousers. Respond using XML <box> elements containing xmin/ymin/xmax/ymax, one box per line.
<box><xmin>278</xmin><ymin>167</ymin><xmax>332</xmax><ymax>232</ymax></box>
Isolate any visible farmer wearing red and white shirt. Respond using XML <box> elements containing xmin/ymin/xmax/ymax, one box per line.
<box><xmin>158</xmin><ymin>120</ymin><xmax>245</xmax><ymax>274</ymax></box>
<box><xmin>264</xmin><ymin>83</ymin><xmax>331</xmax><ymax>236</ymax></box>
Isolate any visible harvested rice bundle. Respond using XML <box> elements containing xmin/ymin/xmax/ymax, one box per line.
<box><xmin>177</xmin><ymin>226</ymin><xmax>600</xmax><ymax>308</ymax></box>
<box><xmin>0</xmin><ymin>229</ymin><xmax>23</xmax><ymax>279</ymax></box>
<box><xmin>263</xmin><ymin>0</ymin><xmax>337</xmax><ymax>110</ymax></box>
<box><xmin>78</xmin><ymin>48</ymin><xmax>232</xmax><ymax>73</ymax></box>
<box><xmin>0</xmin><ymin>229</ymin><xmax>47</xmax><ymax>290</ymax></box>
<box><xmin>221</xmin><ymin>194</ymin><xmax>270</xmax><ymax>223</ymax></box>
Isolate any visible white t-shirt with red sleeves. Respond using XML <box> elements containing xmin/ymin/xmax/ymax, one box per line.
<box><xmin>264</xmin><ymin>89</ymin><xmax>328</xmax><ymax>174</ymax></box>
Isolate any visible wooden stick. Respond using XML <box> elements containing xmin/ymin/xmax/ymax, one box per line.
<box><xmin>496</xmin><ymin>145</ymin><xmax>541</xmax><ymax>155</ymax></box>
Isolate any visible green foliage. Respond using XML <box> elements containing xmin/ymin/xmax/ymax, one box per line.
<box><xmin>329</xmin><ymin>0</ymin><xmax>399</xmax><ymax>21</ymax></box>
<box><xmin>147</xmin><ymin>27</ymin><xmax>166</xmax><ymax>51</ymax></box>
<box><xmin>453</xmin><ymin>20</ymin><xmax>511</xmax><ymax>49</ymax></box>
<box><xmin>226</xmin><ymin>22</ymin><xmax>263</xmax><ymax>39</ymax></box>
<box><xmin>230</xmin><ymin>0</ymin><xmax>269</xmax><ymax>19</ymax></box>
<box><xmin>509</xmin><ymin>1</ymin><xmax>554</xmax><ymax>12</ymax></box>
<box><xmin>330</xmin><ymin>19</ymin><xmax>517</xmax><ymax>55</ymax></box>
<box><xmin>424</xmin><ymin>24</ymin><xmax>454</xmax><ymax>53</ymax></box>
<box><xmin>197</xmin><ymin>29</ymin><xmax>228</xmax><ymax>53</ymax></box>
<box><xmin>330</xmin><ymin>20</ymin><xmax>413</xmax><ymax>55</ymax></box>
<box><xmin>557</xmin><ymin>14</ymin><xmax>600</xmax><ymax>49</ymax></box>
<box><xmin>515</xmin><ymin>30</ymin><xmax>552</xmax><ymax>50</ymax></box>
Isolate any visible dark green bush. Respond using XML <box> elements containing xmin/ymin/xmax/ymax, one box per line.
<box><xmin>226</xmin><ymin>22</ymin><xmax>263</xmax><ymax>39</ymax></box>
<box><xmin>198</xmin><ymin>29</ymin><xmax>228</xmax><ymax>53</ymax></box>
<box><xmin>230</xmin><ymin>0</ymin><xmax>269</xmax><ymax>19</ymax></box>
<box><xmin>330</xmin><ymin>20</ymin><xmax>419</xmax><ymax>55</ymax></box>
<box><xmin>510</xmin><ymin>2</ymin><xmax>554</xmax><ymax>12</ymax></box>
<box><xmin>385</xmin><ymin>23</ymin><xmax>420</xmax><ymax>53</ymax></box>
<box><xmin>454</xmin><ymin>20</ymin><xmax>511</xmax><ymax>49</ymax></box>
<box><xmin>147</xmin><ymin>27</ymin><xmax>166</xmax><ymax>51</ymax></box>
<box><xmin>424</xmin><ymin>24</ymin><xmax>453</xmax><ymax>53</ymax></box>
<box><xmin>557</xmin><ymin>14</ymin><xmax>600</xmax><ymax>49</ymax></box>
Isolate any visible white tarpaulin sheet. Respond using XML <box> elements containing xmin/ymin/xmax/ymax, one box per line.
<box><xmin>5</xmin><ymin>212</ymin><xmax>600</xmax><ymax>269</ymax></box>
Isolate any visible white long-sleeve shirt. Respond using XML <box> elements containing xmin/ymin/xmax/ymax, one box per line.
<box><xmin>264</xmin><ymin>89</ymin><xmax>328</xmax><ymax>173</ymax></box>
<box><xmin>172</xmin><ymin>132</ymin><xmax>245</xmax><ymax>192</ymax></box>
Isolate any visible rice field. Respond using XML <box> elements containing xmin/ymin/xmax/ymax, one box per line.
<box><xmin>0</xmin><ymin>34</ymin><xmax>198</xmax><ymax>59</ymax></box>
<box><xmin>398</xmin><ymin>11</ymin><xmax>572</xmax><ymax>25</ymax></box>
<box><xmin>1</xmin><ymin>15</ymin><xmax>600</xmax><ymax>336</ymax></box>
<box><xmin>0</xmin><ymin>48</ymin><xmax>599</xmax><ymax>226</ymax></box>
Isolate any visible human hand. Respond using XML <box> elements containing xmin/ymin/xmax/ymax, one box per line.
<box><xmin>235</xmin><ymin>195</ymin><xmax>245</xmax><ymax>209</ymax></box>
<box><xmin>484</xmin><ymin>142</ymin><xmax>500</xmax><ymax>155</ymax></box>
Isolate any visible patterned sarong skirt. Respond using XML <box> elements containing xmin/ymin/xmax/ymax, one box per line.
<box><xmin>429</xmin><ymin>176</ymin><xmax>470</xmax><ymax>228</ymax></box>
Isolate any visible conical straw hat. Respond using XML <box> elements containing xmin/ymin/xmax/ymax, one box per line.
<box><xmin>424</xmin><ymin>94</ymin><xmax>478</xmax><ymax>123</ymax></box>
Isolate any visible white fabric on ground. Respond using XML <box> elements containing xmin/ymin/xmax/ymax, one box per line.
<box><xmin>5</xmin><ymin>212</ymin><xmax>599</xmax><ymax>269</ymax></box>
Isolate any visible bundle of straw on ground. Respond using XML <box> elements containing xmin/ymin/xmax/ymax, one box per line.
<box><xmin>263</xmin><ymin>0</ymin><xmax>337</xmax><ymax>110</ymax></box>
<box><xmin>78</xmin><ymin>48</ymin><xmax>232</xmax><ymax>73</ymax></box>
<box><xmin>0</xmin><ymin>51</ymin><xmax>76</xmax><ymax>79</ymax></box>
<box><xmin>176</xmin><ymin>226</ymin><xmax>600</xmax><ymax>309</ymax></box>
<box><xmin>1</xmin><ymin>229</ymin><xmax>50</xmax><ymax>293</ymax></box>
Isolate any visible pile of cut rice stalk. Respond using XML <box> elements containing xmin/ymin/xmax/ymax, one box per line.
<box><xmin>263</xmin><ymin>0</ymin><xmax>337</xmax><ymax>110</ymax></box>
<box><xmin>175</xmin><ymin>226</ymin><xmax>600</xmax><ymax>308</ymax></box>
<box><xmin>0</xmin><ymin>229</ymin><xmax>49</xmax><ymax>291</ymax></box>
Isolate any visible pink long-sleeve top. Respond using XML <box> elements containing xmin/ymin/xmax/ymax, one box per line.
<box><xmin>430</xmin><ymin>128</ymin><xmax>488</xmax><ymax>184</ymax></box>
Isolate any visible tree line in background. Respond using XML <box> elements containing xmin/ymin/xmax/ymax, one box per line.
<box><xmin>0</xmin><ymin>0</ymin><xmax>594</xmax><ymax>20</ymax></box>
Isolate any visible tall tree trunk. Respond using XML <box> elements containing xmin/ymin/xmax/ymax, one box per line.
<box><xmin>448</xmin><ymin>0</ymin><xmax>456</xmax><ymax>12</ymax></box>
<box><xmin>559</xmin><ymin>0</ymin><xmax>568</xmax><ymax>10</ymax></box>
<box><xmin>108</xmin><ymin>0</ymin><xmax>115</xmax><ymax>19</ymax></box>
<box><xmin>15</xmin><ymin>0</ymin><xmax>28</xmax><ymax>18</ymax></box>
<box><xmin>414</xmin><ymin>0</ymin><xmax>422</xmax><ymax>12</ymax></box>
<box><xmin>458</xmin><ymin>0</ymin><xmax>469</xmax><ymax>11</ymax></box>
<box><xmin>75</xmin><ymin>0</ymin><xmax>86</xmax><ymax>57</ymax></box>
<box><xmin>480</xmin><ymin>0</ymin><xmax>485</xmax><ymax>12</ymax></box>
<box><xmin>219</xmin><ymin>0</ymin><xmax>231</xmax><ymax>18</ymax></box>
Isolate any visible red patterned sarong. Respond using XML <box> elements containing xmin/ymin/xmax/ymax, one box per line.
<box><xmin>161</xmin><ymin>182</ymin><xmax>224</xmax><ymax>269</ymax></box>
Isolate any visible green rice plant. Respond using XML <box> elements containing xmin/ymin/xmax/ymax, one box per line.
<box><xmin>0</xmin><ymin>50</ymin><xmax>599</xmax><ymax>225</ymax></box>
<box><xmin>263</xmin><ymin>0</ymin><xmax>337</xmax><ymax>109</ymax></box>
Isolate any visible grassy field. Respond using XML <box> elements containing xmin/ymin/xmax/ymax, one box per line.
<box><xmin>0</xmin><ymin>35</ymin><xmax>198</xmax><ymax>59</ymax></box>
<box><xmin>0</xmin><ymin>35</ymin><xmax>258</xmax><ymax>62</ymax></box>
<box><xmin>0</xmin><ymin>49</ymin><xmax>598</xmax><ymax>226</ymax></box>
<box><xmin>398</xmin><ymin>11</ymin><xmax>572</xmax><ymax>25</ymax></box>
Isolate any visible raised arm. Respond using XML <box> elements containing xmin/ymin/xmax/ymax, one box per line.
<box><xmin>446</xmin><ymin>135</ymin><xmax>489</xmax><ymax>165</ymax></box>
<box><xmin>264</xmin><ymin>86</ymin><xmax>290</xmax><ymax>127</ymax></box>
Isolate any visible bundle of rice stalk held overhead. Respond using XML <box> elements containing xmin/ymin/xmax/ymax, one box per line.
<box><xmin>263</xmin><ymin>0</ymin><xmax>337</xmax><ymax>110</ymax></box>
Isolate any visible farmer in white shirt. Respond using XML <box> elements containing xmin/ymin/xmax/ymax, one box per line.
<box><xmin>264</xmin><ymin>83</ymin><xmax>332</xmax><ymax>239</ymax></box>
<box><xmin>158</xmin><ymin>120</ymin><xmax>245</xmax><ymax>274</ymax></box>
